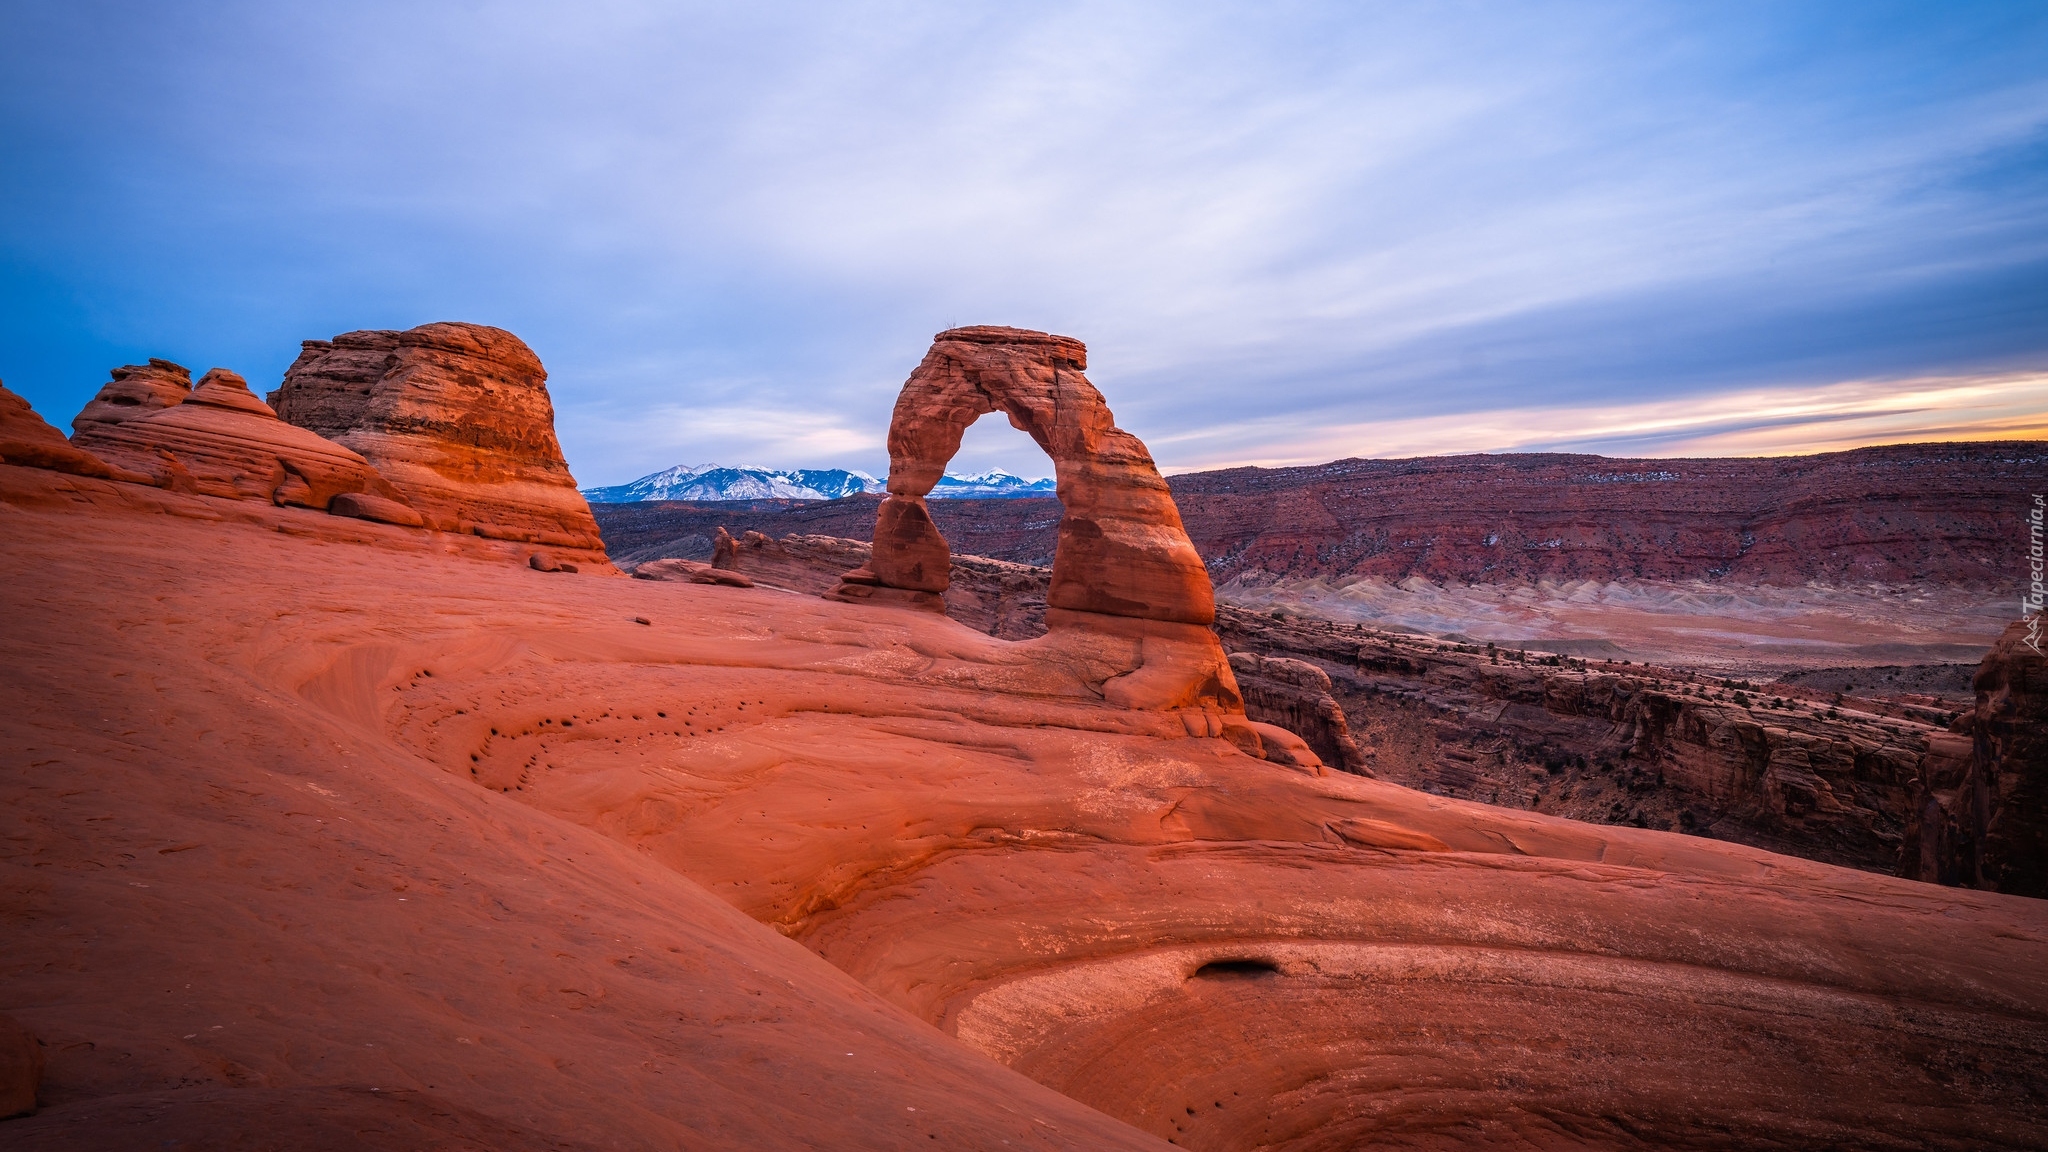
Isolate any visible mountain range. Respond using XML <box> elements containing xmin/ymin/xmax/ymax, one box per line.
<box><xmin>581</xmin><ymin>463</ymin><xmax>1056</xmax><ymax>502</ymax></box>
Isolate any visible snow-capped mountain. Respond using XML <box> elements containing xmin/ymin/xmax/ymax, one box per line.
<box><xmin>928</xmin><ymin>469</ymin><xmax>1058</xmax><ymax>498</ymax></box>
<box><xmin>582</xmin><ymin>464</ymin><xmax>1057</xmax><ymax>502</ymax></box>
<box><xmin>581</xmin><ymin>464</ymin><xmax>882</xmax><ymax>503</ymax></box>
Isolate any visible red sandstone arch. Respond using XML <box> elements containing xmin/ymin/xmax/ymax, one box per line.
<box><xmin>842</xmin><ymin>326</ymin><xmax>1215</xmax><ymax>626</ymax></box>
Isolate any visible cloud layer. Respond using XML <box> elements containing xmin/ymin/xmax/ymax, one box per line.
<box><xmin>2</xmin><ymin>1</ymin><xmax>2043</xmax><ymax>483</ymax></box>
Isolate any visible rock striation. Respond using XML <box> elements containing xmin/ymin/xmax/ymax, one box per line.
<box><xmin>69</xmin><ymin>359</ymin><xmax>192</xmax><ymax>437</ymax></box>
<box><xmin>1902</xmin><ymin>617</ymin><xmax>2047</xmax><ymax>895</ymax></box>
<box><xmin>1175</xmin><ymin>444</ymin><xmax>2043</xmax><ymax>587</ymax></box>
<box><xmin>1227</xmin><ymin>651</ymin><xmax>1370</xmax><ymax>773</ymax></box>
<box><xmin>1214</xmin><ymin>607</ymin><xmax>1991</xmax><ymax>875</ymax></box>
<box><xmin>1</xmin><ymin>383</ymin><xmax>138</xmax><ymax>482</ymax></box>
<box><xmin>271</xmin><ymin>323</ymin><xmax>607</xmax><ymax>563</ymax></box>
<box><xmin>72</xmin><ymin>368</ymin><xmax>408</xmax><ymax>512</ymax></box>
<box><xmin>598</xmin><ymin>442</ymin><xmax>2041</xmax><ymax>589</ymax></box>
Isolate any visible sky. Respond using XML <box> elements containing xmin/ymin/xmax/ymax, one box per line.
<box><xmin>1</xmin><ymin>2</ymin><xmax>2043</xmax><ymax>486</ymax></box>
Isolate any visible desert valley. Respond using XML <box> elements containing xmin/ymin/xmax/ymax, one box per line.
<box><xmin>1</xmin><ymin>321</ymin><xmax>2044</xmax><ymax>1151</ymax></box>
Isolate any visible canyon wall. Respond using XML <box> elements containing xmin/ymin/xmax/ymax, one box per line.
<box><xmin>1174</xmin><ymin>443</ymin><xmax>2041</xmax><ymax>586</ymax></box>
<box><xmin>593</xmin><ymin>441</ymin><xmax>2040</xmax><ymax>587</ymax></box>
<box><xmin>649</xmin><ymin>528</ymin><xmax>1989</xmax><ymax>877</ymax></box>
<box><xmin>1903</xmin><ymin>617</ymin><xmax>2048</xmax><ymax>895</ymax></box>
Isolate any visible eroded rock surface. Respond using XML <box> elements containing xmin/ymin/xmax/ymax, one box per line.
<box><xmin>836</xmin><ymin>326</ymin><xmax>1234</xmax><ymax>714</ymax></box>
<box><xmin>1</xmin><ymin>384</ymin><xmax>133</xmax><ymax>481</ymax></box>
<box><xmin>1227</xmin><ymin>651</ymin><xmax>1370</xmax><ymax>773</ymax></box>
<box><xmin>272</xmin><ymin>324</ymin><xmax>607</xmax><ymax>564</ymax></box>
<box><xmin>0</xmin><ymin>1013</ymin><xmax>40</xmax><ymax>1119</ymax></box>
<box><xmin>72</xmin><ymin>368</ymin><xmax>403</xmax><ymax>510</ymax></box>
<box><xmin>4</xmin><ymin>434</ymin><xmax>2048</xmax><ymax>1151</ymax></box>
<box><xmin>1904</xmin><ymin>617</ymin><xmax>2048</xmax><ymax>895</ymax></box>
<box><xmin>846</xmin><ymin>326</ymin><xmax>1211</xmax><ymax>625</ymax></box>
<box><xmin>68</xmin><ymin>360</ymin><xmax>192</xmax><ymax>438</ymax></box>
<box><xmin>1216</xmin><ymin>607</ymin><xmax>1994</xmax><ymax>875</ymax></box>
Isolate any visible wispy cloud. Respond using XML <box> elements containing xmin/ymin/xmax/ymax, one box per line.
<box><xmin>1153</xmin><ymin>371</ymin><xmax>2048</xmax><ymax>468</ymax></box>
<box><xmin>0</xmin><ymin>2</ymin><xmax>2042</xmax><ymax>484</ymax></box>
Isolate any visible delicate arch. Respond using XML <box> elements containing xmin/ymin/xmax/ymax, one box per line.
<box><xmin>847</xmin><ymin>325</ymin><xmax>1214</xmax><ymax>626</ymax></box>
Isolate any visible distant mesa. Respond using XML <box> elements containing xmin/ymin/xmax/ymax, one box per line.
<box><xmin>272</xmin><ymin>322</ymin><xmax>609</xmax><ymax>563</ymax></box>
<box><xmin>581</xmin><ymin>462</ymin><xmax>1055</xmax><ymax>503</ymax></box>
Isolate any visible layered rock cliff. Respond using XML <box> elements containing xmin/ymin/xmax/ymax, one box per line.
<box><xmin>592</xmin><ymin>441</ymin><xmax>2040</xmax><ymax>589</ymax></box>
<box><xmin>1212</xmin><ymin>607</ymin><xmax>1991</xmax><ymax>876</ymax></box>
<box><xmin>1903</xmin><ymin>617</ymin><xmax>2048</xmax><ymax>895</ymax></box>
<box><xmin>272</xmin><ymin>323</ymin><xmax>608</xmax><ymax>563</ymax></box>
<box><xmin>1176</xmin><ymin>444</ymin><xmax>2042</xmax><ymax>586</ymax></box>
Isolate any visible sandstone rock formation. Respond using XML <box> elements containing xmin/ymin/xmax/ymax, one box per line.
<box><xmin>833</xmin><ymin>326</ymin><xmax>1234</xmax><ymax>715</ymax></box>
<box><xmin>71</xmin><ymin>368</ymin><xmax>408</xmax><ymax>513</ymax></box>
<box><xmin>5</xmin><ymin>432</ymin><xmax>2048</xmax><ymax>1150</ymax></box>
<box><xmin>1903</xmin><ymin>617</ymin><xmax>2048</xmax><ymax>895</ymax></box>
<box><xmin>271</xmin><ymin>324</ymin><xmax>608</xmax><ymax>564</ymax></box>
<box><xmin>710</xmin><ymin>525</ymin><xmax>740</xmax><ymax>570</ymax></box>
<box><xmin>592</xmin><ymin>441</ymin><xmax>2041</xmax><ymax>590</ymax></box>
<box><xmin>632</xmin><ymin>557</ymin><xmax>753</xmax><ymax>587</ymax></box>
<box><xmin>1174</xmin><ymin>443</ymin><xmax>2044</xmax><ymax>587</ymax></box>
<box><xmin>0</xmin><ymin>384</ymin><xmax>137</xmax><ymax>481</ymax></box>
<box><xmin>843</xmin><ymin>327</ymin><xmax>1212</xmax><ymax>624</ymax></box>
<box><xmin>68</xmin><ymin>359</ymin><xmax>192</xmax><ymax>437</ymax></box>
<box><xmin>1227</xmin><ymin>651</ymin><xmax>1370</xmax><ymax>773</ymax></box>
<box><xmin>1214</xmin><ymin>606</ymin><xmax>1989</xmax><ymax>874</ymax></box>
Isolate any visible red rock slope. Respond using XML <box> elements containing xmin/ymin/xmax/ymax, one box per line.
<box><xmin>2</xmin><ymin>371</ymin><xmax>2046</xmax><ymax>1149</ymax></box>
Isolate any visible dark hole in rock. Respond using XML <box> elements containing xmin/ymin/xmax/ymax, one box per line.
<box><xmin>1191</xmin><ymin>958</ymin><xmax>1279</xmax><ymax>980</ymax></box>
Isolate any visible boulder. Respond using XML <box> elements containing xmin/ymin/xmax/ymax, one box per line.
<box><xmin>632</xmin><ymin>558</ymin><xmax>753</xmax><ymax>587</ymax></box>
<box><xmin>271</xmin><ymin>324</ymin><xmax>609</xmax><ymax>563</ymax></box>
<box><xmin>69</xmin><ymin>359</ymin><xmax>192</xmax><ymax>437</ymax></box>
<box><xmin>329</xmin><ymin>491</ymin><xmax>426</xmax><ymax>528</ymax></box>
<box><xmin>73</xmin><ymin>368</ymin><xmax>407</xmax><ymax>510</ymax></box>
<box><xmin>1</xmin><ymin>383</ymin><xmax>139</xmax><ymax>481</ymax></box>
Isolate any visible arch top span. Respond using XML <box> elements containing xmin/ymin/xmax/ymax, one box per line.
<box><xmin>847</xmin><ymin>325</ymin><xmax>1215</xmax><ymax>627</ymax></box>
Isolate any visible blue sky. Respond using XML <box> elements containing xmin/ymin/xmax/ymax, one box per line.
<box><xmin>2</xmin><ymin>1</ymin><xmax>2043</xmax><ymax>485</ymax></box>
